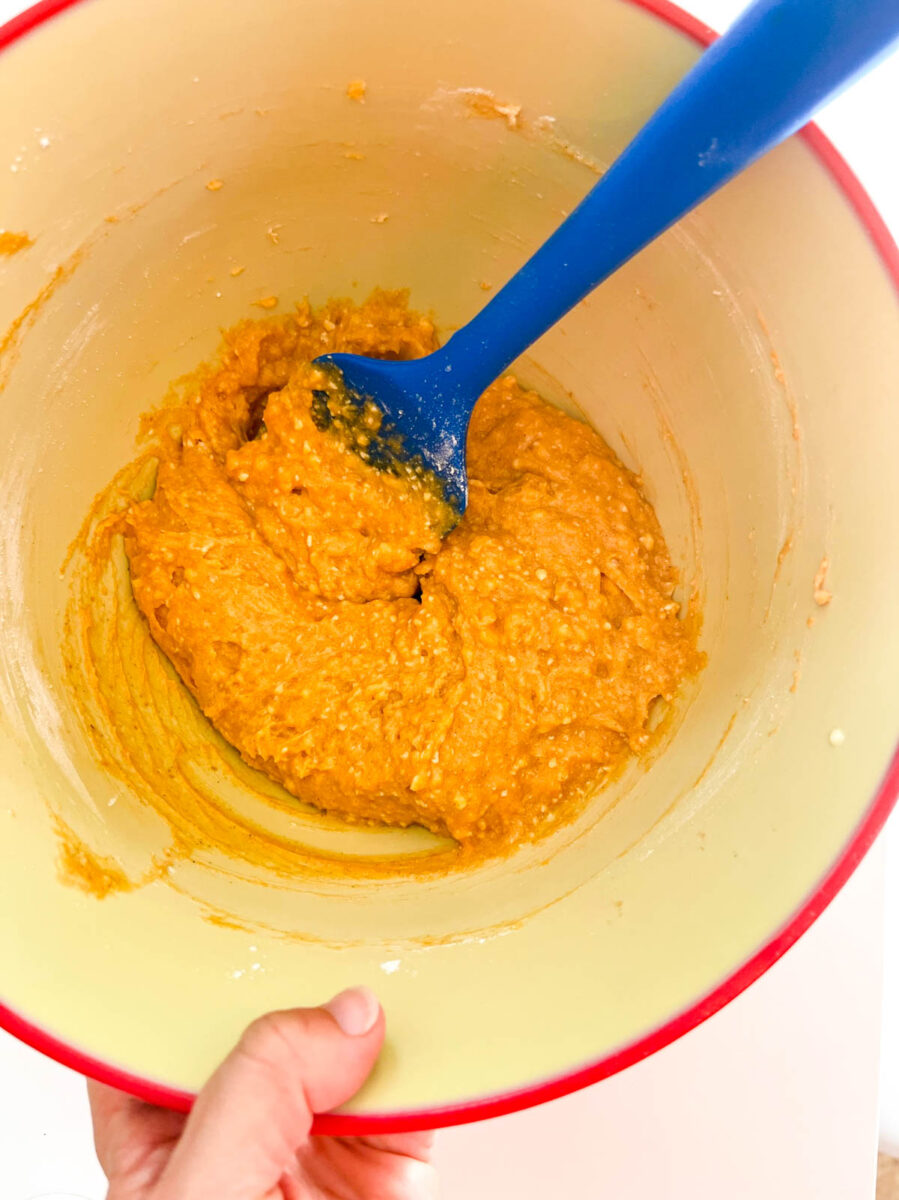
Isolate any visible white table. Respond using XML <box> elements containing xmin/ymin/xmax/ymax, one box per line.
<box><xmin>1</xmin><ymin>0</ymin><xmax>897</xmax><ymax>1196</ymax></box>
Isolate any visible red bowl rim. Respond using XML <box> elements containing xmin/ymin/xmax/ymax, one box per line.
<box><xmin>2</xmin><ymin>0</ymin><xmax>898</xmax><ymax>1136</ymax></box>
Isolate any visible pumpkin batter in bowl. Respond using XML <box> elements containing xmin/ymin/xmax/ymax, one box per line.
<box><xmin>114</xmin><ymin>290</ymin><xmax>701</xmax><ymax>857</ymax></box>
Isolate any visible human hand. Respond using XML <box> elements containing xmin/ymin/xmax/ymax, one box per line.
<box><xmin>88</xmin><ymin>987</ymin><xmax>438</xmax><ymax>1199</ymax></box>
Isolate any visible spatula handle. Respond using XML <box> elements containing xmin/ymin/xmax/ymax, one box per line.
<box><xmin>440</xmin><ymin>0</ymin><xmax>899</xmax><ymax>400</ymax></box>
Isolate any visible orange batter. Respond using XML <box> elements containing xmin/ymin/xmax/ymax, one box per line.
<box><xmin>122</xmin><ymin>291</ymin><xmax>701</xmax><ymax>852</ymax></box>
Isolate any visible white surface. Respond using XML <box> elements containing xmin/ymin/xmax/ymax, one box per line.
<box><xmin>0</xmin><ymin>0</ymin><xmax>897</xmax><ymax>1195</ymax></box>
<box><xmin>0</xmin><ymin>1031</ymin><xmax>103</xmax><ymax>1200</ymax></box>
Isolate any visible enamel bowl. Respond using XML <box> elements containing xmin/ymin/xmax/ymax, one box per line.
<box><xmin>1</xmin><ymin>0</ymin><xmax>897</xmax><ymax>1132</ymax></box>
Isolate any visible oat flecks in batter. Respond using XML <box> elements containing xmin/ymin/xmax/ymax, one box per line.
<box><xmin>122</xmin><ymin>291</ymin><xmax>701</xmax><ymax>853</ymax></box>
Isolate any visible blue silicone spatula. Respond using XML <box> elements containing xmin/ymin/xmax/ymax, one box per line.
<box><xmin>317</xmin><ymin>0</ymin><xmax>899</xmax><ymax>513</ymax></box>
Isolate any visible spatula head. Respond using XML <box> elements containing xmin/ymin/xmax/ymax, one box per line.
<box><xmin>314</xmin><ymin>352</ymin><xmax>469</xmax><ymax>512</ymax></box>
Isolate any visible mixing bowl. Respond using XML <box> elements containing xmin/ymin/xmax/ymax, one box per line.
<box><xmin>1</xmin><ymin>0</ymin><xmax>898</xmax><ymax>1133</ymax></box>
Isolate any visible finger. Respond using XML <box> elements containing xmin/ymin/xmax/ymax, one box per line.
<box><xmin>152</xmin><ymin>987</ymin><xmax>384</xmax><ymax>1200</ymax></box>
<box><xmin>88</xmin><ymin>1077</ymin><xmax>131</xmax><ymax>1170</ymax></box>
<box><xmin>358</xmin><ymin>1130</ymin><xmax>436</xmax><ymax>1162</ymax></box>
<box><xmin>88</xmin><ymin>1080</ymin><xmax>186</xmax><ymax>1185</ymax></box>
<box><xmin>306</xmin><ymin>1137</ymin><xmax>440</xmax><ymax>1200</ymax></box>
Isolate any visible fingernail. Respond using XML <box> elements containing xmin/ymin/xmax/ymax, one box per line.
<box><xmin>324</xmin><ymin>986</ymin><xmax>380</xmax><ymax>1036</ymax></box>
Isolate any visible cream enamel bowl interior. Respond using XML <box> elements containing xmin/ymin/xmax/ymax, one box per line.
<box><xmin>1</xmin><ymin>0</ymin><xmax>899</xmax><ymax>1126</ymax></box>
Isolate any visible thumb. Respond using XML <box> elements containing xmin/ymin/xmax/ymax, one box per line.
<box><xmin>152</xmin><ymin>986</ymin><xmax>384</xmax><ymax>1200</ymax></box>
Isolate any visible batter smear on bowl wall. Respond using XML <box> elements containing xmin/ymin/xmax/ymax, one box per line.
<box><xmin>87</xmin><ymin>290</ymin><xmax>702</xmax><ymax>860</ymax></box>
